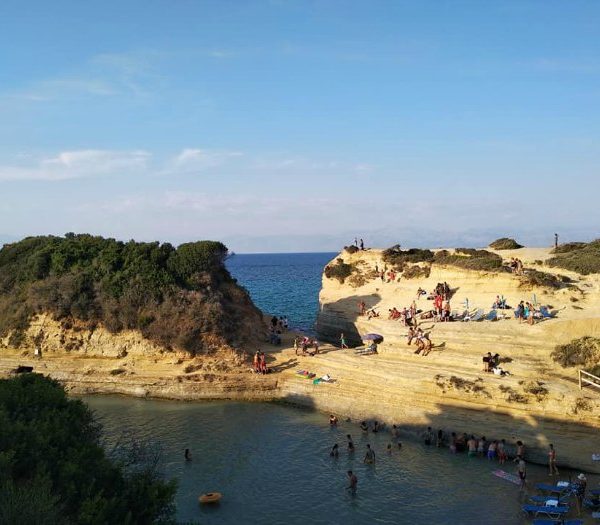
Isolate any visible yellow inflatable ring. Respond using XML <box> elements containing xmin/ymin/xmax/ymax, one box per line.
<box><xmin>199</xmin><ymin>492</ymin><xmax>222</xmax><ymax>504</ymax></box>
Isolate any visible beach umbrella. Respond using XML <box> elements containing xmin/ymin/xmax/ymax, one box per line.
<box><xmin>362</xmin><ymin>333</ymin><xmax>384</xmax><ymax>342</ymax></box>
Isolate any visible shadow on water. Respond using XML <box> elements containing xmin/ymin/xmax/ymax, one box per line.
<box><xmin>316</xmin><ymin>293</ymin><xmax>381</xmax><ymax>347</ymax></box>
<box><xmin>278</xmin><ymin>387</ymin><xmax>600</xmax><ymax>475</ymax></box>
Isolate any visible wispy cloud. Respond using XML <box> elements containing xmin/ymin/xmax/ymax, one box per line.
<box><xmin>1</xmin><ymin>50</ymin><xmax>165</xmax><ymax>104</ymax></box>
<box><xmin>0</xmin><ymin>150</ymin><xmax>150</xmax><ymax>181</ymax></box>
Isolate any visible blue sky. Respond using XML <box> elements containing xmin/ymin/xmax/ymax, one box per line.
<box><xmin>1</xmin><ymin>1</ymin><xmax>599</xmax><ymax>252</ymax></box>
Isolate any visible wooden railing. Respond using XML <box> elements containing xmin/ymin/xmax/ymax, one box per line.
<box><xmin>579</xmin><ymin>370</ymin><xmax>600</xmax><ymax>390</ymax></box>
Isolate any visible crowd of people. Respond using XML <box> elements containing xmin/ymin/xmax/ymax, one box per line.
<box><xmin>327</xmin><ymin>416</ymin><xmax>596</xmax><ymax>513</ymax></box>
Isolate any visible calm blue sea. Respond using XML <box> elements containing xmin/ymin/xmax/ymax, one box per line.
<box><xmin>226</xmin><ymin>252</ymin><xmax>336</xmax><ymax>333</ymax></box>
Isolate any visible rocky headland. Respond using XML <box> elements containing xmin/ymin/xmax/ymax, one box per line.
<box><xmin>1</xmin><ymin>236</ymin><xmax>599</xmax><ymax>473</ymax></box>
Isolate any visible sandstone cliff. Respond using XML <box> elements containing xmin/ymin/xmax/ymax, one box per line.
<box><xmin>314</xmin><ymin>247</ymin><xmax>600</xmax><ymax>473</ymax></box>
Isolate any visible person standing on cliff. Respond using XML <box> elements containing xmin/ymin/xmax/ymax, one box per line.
<box><xmin>554</xmin><ymin>233</ymin><xmax>559</xmax><ymax>249</ymax></box>
<box><xmin>360</xmin><ymin>239</ymin><xmax>364</xmax><ymax>250</ymax></box>
<box><xmin>340</xmin><ymin>333</ymin><xmax>348</xmax><ymax>349</ymax></box>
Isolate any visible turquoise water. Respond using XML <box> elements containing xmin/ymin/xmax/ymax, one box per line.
<box><xmin>86</xmin><ymin>396</ymin><xmax>579</xmax><ymax>525</ymax></box>
<box><xmin>227</xmin><ymin>252</ymin><xmax>336</xmax><ymax>333</ymax></box>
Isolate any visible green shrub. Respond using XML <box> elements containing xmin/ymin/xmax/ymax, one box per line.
<box><xmin>551</xmin><ymin>336</ymin><xmax>600</xmax><ymax>369</ymax></box>
<box><xmin>0</xmin><ymin>234</ymin><xmax>262</xmax><ymax>354</ymax></box>
<box><xmin>547</xmin><ymin>239</ymin><xmax>600</xmax><ymax>275</ymax></box>
<box><xmin>489</xmin><ymin>237</ymin><xmax>523</xmax><ymax>250</ymax></box>
<box><xmin>382</xmin><ymin>247</ymin><xmax>434</xmax><ymax>268</ymax></box>
<box><xmin>433</xmin><ymin>248</ymin><xmax>503</xmax><ymax>271</ymax></box>
<box><xmin>0</xmin><ymin>374</ymin><xmax>177</xmax><ymax>523</ymax></box>
<box><xmin>344</xmin><ymin>245</ymin><xmax>359</xmax><ymax>254</ymax></box>
<box><xmin>519</xmin><ymin>269</ymin><xmax>572</xmax><ymax>290</ymax></box>
<box><xmin>402</xmin><ymin>265</ymin><xmax>431</xmax><ymax>280</ymax></box>
<box><xmin>324</xmin><ymin>258</ymin><xmax>354</xmax><ymax>283</ymax></box>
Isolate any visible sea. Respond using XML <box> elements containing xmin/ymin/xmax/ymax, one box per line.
<box><xmin>87</xmin><ymin>253</ymin><xmax>597</xmax><ymax>524</ymax></box>
<box><xmin>226</xmin><ymin>252</ymin><xmax>336</xmax><ymax>333</ymax></box>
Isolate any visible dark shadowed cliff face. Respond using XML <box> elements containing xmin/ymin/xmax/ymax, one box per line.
<box><xmin>0</xmin><ymin>234</ymin><xmax>265</xmax><ymax>354</ymax></box>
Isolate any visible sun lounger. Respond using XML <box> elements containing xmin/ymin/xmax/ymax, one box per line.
<box><xmin>535</xmin><ymin>483</ymin><xmax>571</xmax><ymax>494</ymax></box>
<box><xmin>529</xmin><ymin>494</ymin><xmax>571</xmax><ymax>505</ymax></box>
<box><xmin>521</xmin><ymin>504</ymin><xmax>569</xmax><ymax>518</ymax></box>
<box><xmin>584</xmin><ymin>498</ymin><xmax>600</xmax><ymax>510</ymax></box>
<box><xmin>452</xmin><ymin>309</ymin><xmax>468</xmax><ymax>321</ymax></box>
<box><xmin>354</xmin><ymin>348</ymin><xmax>377</xmax><ymax>356</ymax></box>
<box><xmin>467</xmin><ymin>308</ymin><xmax>484</xmax><ymax>321</ymax></box>
<box><xmin>532</xmin><ymin>521</ymin><xmax>583</xmax><ymax>525</ymax></box>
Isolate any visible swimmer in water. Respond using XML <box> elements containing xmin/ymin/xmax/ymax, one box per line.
<box><xmin>360</xmin><ymin>421</ymin><xmax>369</xmax><ymax>432</ymax></box>
<box><xmin>364</xmin><ymin>444</ymin><xmax>376</xmax><ymax>464</ymax></box>
<box><xmin>329</xmin><ymin>414</ymin><xmax>338</xmax><ymax>426</ymax></box>
<box><xmin>347</xmin><ymin>434</ymin><xmax>355</xmax><ymax>452</ymax></box>
<box><xmin>184</xmin><ymin>448</ymin><xmax>192</xmax><ymax>461</ymax></box>
<box><xmin>330</xmin><ymin>444</ymin><xmax>339</xmax><ymax>458</ymax></box>
<box><xmin>347</xmin><ymin>470</ymin><xmax>358</xmax><ymax>494</ymax></box>
<box><xmin>387</xmin><ymin>443</ymin><xmax>392</xmax><ymax>454</ymax></box>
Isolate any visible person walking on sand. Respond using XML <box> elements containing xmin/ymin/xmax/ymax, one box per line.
<box><xmin>340</xmin><ymin>332</ymin><xmax>348</xmax><ymax>349</ymax></box>
<box><xmin>548</xmin><ymin>444</ymin><xmax>559</xmax><ymax>476</ymax></box>
<box><xmin>347</xmin><ymin>471</ymin><xmax>358</xmax><ymax>494</ymax></box>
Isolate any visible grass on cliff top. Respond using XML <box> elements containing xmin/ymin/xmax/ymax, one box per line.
<box><xmin>0</xmin><ymin>233</ymin><xmax>262</xmax><ymax>354</ymax></box>
<box><xmin>546</xmin><ymin>239</ymin><xmax>600</xmax><ymax>275</ymax></box>
<box><xmin>519</xmin><ymin>269</ymin><xmax>573</xmax><ymax>290</ymax></box>
<box><xmin>489</xmin><ymin>237</ymin><xmax>524</xmax><ymax>250</ymax></box>
<box><xmin>433</xmin><ymin>248</ymin><xmax>504</xmax><ymax>272</ymax></box>
<box><xmin>551</xmin><ymin>337</ymin><xmax>600</xmax><ymax>375</ymax></box>
<box><xmin>382</xmin><ymin>246</ymin><xmax>434</xmax><ymax>269</ymax></box>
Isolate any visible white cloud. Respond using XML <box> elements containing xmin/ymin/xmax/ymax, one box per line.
<box><xmin>172</xmin><ymin>148</ymin><xmax>243</xmax><ymax>170</ymax></box>
<box><xmin>0</xmin><ymin>150</ymin><xmax>151</xmax><ymax>181</ymax></box>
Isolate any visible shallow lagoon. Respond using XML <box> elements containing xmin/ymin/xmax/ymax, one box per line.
<box><xmin>84</xmin><ymin>395</ymin><xmax>598</xmax><ymax>525</ymax></box>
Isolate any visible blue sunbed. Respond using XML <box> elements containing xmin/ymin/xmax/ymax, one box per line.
<box><xmin>521</xmin><ymin>504</ymin><xmax>569</xmax><ymax>518</ymax></box>
<box><xmin>584</xmin><ymin>498</ymin><xmax>600</xmax><ymax>510</ymax></box>
<box><xmin>529</xmin><ymin>493</ymin><xmax>570</xmax><ymax>505</ymax></box>
<box><xmin>533</xmin><ymin>520</ymin><xmax>583</xmax><ymax>525</ymax></box>
<box><xmin>535</xmin><ymin>483</ymin><xmax>571</xmax><ymax>493</ymax></box>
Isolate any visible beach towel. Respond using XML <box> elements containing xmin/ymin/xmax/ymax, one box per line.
<box><xmin>493</xmin><ymin>469</ymin><xmax>520</xmax><ymax>485</ymax></box>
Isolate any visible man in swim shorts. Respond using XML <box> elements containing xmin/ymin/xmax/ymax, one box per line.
<box><xmin>516</xmin><ymin>456</ymin><xmax>527</xmax><ymax>488</ymax></box>
<box><xmin>364</xmin><ymin>444</ymin><xmax>376</xmax><ymax>464</ymax></box>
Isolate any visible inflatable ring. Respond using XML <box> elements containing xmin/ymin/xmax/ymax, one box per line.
<box><xmin>199</xmin><ymin>492</ymin><xmax>222</xmax><ymax>504</ymax></box>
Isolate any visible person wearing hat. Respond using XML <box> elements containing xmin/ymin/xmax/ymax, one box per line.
<box><xmin>572</xmin><ymin>473</ymin><xmax>587</xmax><ymax>516</ymax></box>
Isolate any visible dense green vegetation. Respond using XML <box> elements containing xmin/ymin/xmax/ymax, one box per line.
<box><xmin>0</xmin><ymin>373</ymin><xmax>176</xmax><ymax>524</ymax></box>
<box><xmin>382</xmin><ymin>247</ymin><xmax>434</xmax><ymax>268</ymax></box>
<box><xmin>489</xmin><ymin>237</ymin><xmax>523</xmax><ymax>250</ymax></box>
<box><xmin>324</xmin><ymin>258</ymin><xmax>354</xmax><ymax>283</ymax></box>
<box><xmin>546</xmin><ymin>239</ymin><xmax>600</xmax><ymax>275</ymax></box>
<box><xmin>551</xmin><ymin>337</ymin><xmax>600</xmax><ymax>376</ymax></box>
<box><xmin>518</xmin><ymin>269</ymin><xmax>572</xmax><ymax>290</ymax></box>
<box><xmin>0</xmin><ymin>234</ymin><xmax>261</xmax><ymax>354</ymax></box>
<box><xmin>433</xmin><ymin>248</ymin><xmax>504</xmax><ymax>272</ymax></box>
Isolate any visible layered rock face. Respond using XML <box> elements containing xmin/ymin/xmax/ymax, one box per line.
<box><xmin>315</xmin><ymin>247</ymin><xmax>600</xmax><ymax>473</ymax></box>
